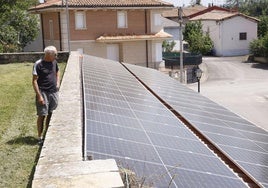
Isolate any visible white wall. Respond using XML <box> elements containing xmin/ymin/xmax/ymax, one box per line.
<box><xmin>151</xmin><ymin>40</ymin><xmax>163</xmax><ymax>68</ymax></box>
<box><xmin>201</xmin><ymin>20</ymin><xmax>221</xmax><ymax>55</ymax></box>
<box><xmin>202</xmin><ymin>16</ymin><xmax>258</xmax><ymax>56</ymax></box>
<box><xmin>150</xmin><ymin>10</ymin><xmax>163</xmax><ymax>33</ymax></box>
<box><xmin>221</xmin><ymin>16</ymin><xmax>258</xmax><ymax>56</ymax></box>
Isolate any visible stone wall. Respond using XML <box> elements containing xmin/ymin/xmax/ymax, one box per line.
<box><xmin>0</xmin><ymin>52</ymin><xmax>69</xmax><ymax>64</ymax></box>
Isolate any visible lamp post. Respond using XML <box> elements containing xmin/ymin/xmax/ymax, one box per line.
<box><xmin>178</xmin><ymin>7</ymin><xmax>183</xmax><ymax>83</ymax></box>
<box><xmin>195</xmin><ymin>67</ymin><xmax>202</xmax><ymax>93</ymax></box>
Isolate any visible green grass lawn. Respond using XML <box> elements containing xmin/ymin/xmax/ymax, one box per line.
<box><xmin>0</xmin><ymin>62</ymin><xmax>66</xmax><ymax>187</ymax></box>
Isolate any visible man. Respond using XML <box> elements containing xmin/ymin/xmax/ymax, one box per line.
<box><xmin>32</xmin><ymin>46</ymin><xmax>60</xmax><ymax>145</ymax></box>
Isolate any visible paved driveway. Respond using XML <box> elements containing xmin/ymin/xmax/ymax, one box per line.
<box><xmin>187</xmin><ymin>56</ymin><xmax>268</xmax><ymax>131</ymax></box>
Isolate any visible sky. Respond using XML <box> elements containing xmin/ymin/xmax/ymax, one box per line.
<box><xmin>164</xmin><ymin>0</ymin><xmax>227</xmax><ymax>7</ymax></box>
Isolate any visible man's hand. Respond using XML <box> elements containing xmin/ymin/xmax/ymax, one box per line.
<box><xmin>37</xmin><ymin>95</ymin><xmax>45</xmax><ymax>105</ymax></box>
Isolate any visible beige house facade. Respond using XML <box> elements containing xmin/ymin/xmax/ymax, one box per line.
<box><xmin>29</xmin><ymin>0</ymin><xmax>173</xmax><ymax>67</ymax></box>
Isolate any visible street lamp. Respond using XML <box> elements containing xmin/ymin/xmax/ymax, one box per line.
<box><xmin>195</xmin><ymin>67</ymin><xmax>202</xmax><ymax>93</ymax></box>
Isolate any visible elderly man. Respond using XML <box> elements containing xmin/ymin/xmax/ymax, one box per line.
<box><xmin>32</xmin><ymin>46</ymin><xmax>60</xmax><ymax>145</ymax></box>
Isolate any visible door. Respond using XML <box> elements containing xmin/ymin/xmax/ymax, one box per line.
<box><xmin>107</xmin><ymin>44</ymin><xmax>119</xmax><ymax>62</ymax></box>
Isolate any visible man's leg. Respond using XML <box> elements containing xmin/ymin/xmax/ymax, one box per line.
<box><xmin>37</xmin><ymin>115</ymin><xmax>45</xmax><ymax>144</ymax></box>
<box><xmin>45</xmin><ymin>112</ymin><xmax>52</xmax><ymax>127</ymax></box>
<box><xmin>45</xmin><ymin>92</ymin><xmax>58</xmax><ymax>127</ymax></box>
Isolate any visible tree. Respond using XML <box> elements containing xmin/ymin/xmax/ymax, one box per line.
<box><xmin>190</xmin><ymin>0</ymin><xmax>201</xmax><ymax>5</ymax></box>
<box><xmin>183</xmin><ymin>21</ymin><xmax>213</xmax><ymax>55</ymax></box>
<box><xmin>224</xmin><ymin>0</ymin><xmax>268</xmax><ymax>17</ymax></box>
<box><xmin>162</xmin><ymin>40</ymin><xmax>176</xmax><ymax>52</ymax></box>
<box><xmin>250</xmin><ymin>33</ymin><xmax>268</xmax><ymax>57</ymax></box>
<box><xmin>258</xmin><ymin>15</ymin><xmax>268</xmax><ymax>38</ymax></box>
<box><xmin>0</xmin><ymin>0</ymin><xmax>39</xmax><ymax>52</ymax></box>
<box><xmin>225</xmin><ymin>0</ymin><xmax>242</xmax><ymax>8</ymax></box>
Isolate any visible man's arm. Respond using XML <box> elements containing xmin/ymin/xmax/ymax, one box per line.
<box><xmin>32</xmin><ymin>75</ymin><xmax>45</xmax><ymax>105</ymax></box>
<box><xmin>56</xmin><ymin>70</ymin><xmax>60</xmax><ymax>91</ymax></box>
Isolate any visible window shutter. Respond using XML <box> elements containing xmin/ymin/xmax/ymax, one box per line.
<box><xmin>118</xmin><ymin>11</ymin><xmax>127</xmax><ymax>28</ymax></box>
<box><xmin>75</xmin><ymin>12</ymin><xmax>86</xmax><ymax>29</ymax></box>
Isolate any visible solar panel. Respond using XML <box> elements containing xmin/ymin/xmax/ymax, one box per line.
<box><xmin>124</xmin><ymin>63</ymin><xmax>268</xmax><ymax>187</ymax></box>
<box><xmin>82</xmin><ymin>55</ymin><xmax>247</xmax><ymax>187</ymax></box>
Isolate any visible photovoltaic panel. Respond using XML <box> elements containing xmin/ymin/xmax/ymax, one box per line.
<box><xmin>124</xmin><ymin>63</ymin><xmax>268</xmax><ymax>187</ymax></box>
<box><xmin>82</xmin><ymin>55</ymin><xmax>247</xmax><ymax>187</ymax></box>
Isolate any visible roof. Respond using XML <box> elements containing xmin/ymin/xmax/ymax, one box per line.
<box><xmin>189</xmin><ymin>10</ymin><xmax>259</xmax><ymax>22</ymax></box>
<box><xmin>187</xmin><ymin>5</ymin><xmax>232</xmax><ymax>18</ymax></box>
<box><xmin>29</xmin><ymin>0</ymin><xmax>173</xmax><ymax>12</ymax></box>
<box><xmin>162</xmin><ymin>5</ymin><xmax>207</xmax><ymax>18</ymax></box>
<box><xmin>161</xmin><ymin>17</ymin><xmax>179</xmax><ymax>27</ymax></box>
<box><xmin>96</xmin><ymin>30</ymin><xmax>172</xmax><ymax>42</ymax></box>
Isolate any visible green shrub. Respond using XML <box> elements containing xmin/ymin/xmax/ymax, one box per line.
<box><xmin>183</xmin><ymin>21</ymin><xmax>213</xmax><ymax>55</ymax></box>
<box><xmin>258</xmin><ymin>15</ymin><xmax>268</xmax><ymax>38</ymax></box>
<box><xmin>250</xmin><ymin>34</ymin><xmax>268</xmax><ymax>57</ymax></box>
<box><xmin>162</xmin><ymin>40</ymin><xmax>176</xmax><ymax>52</ymax></box>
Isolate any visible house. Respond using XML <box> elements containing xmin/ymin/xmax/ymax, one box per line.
<box><xmin>162</xmin><ymin>4</ymin><xmax>207</xmax><ymax>24</ymax></box>
<box><xmin>161</xmin><ymin>16</ymin><xmax>181</xmax><ymax>51</ymax></box>
<box><xmin>189</xmin><ymin>8</ymin><xmax>259</xmax><ymax>56</ymax></box>
<box><xmin>161</xmin><ymin>5</ymin><xmax>207</xmax><ymax>51</ymax></box>
<box><xmin>28</xmin><ymin>0</ymin><xmax>173</xmax><ymax>67</ymax></box>
<box><xmin>162</xmin><ymin>5</ymin><xmax>259</xmax><ymax>56</ymax></box>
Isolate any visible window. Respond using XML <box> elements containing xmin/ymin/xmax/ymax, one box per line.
<box><xmin>154</xmin><ymin>13</ymin><xmax>162</xmax><ymax>26</ymax></box>
<box><xmin>117</xmin><ymin>11</ymin><xmax>127</xmax><ymax>28</ymax></box>
<box><xmin>75</xmin><ymin>11</ymin><xmax>86</xmax><ymax>29</ymax></box>
<box><xmin>49</xmin><ymin>20</ymin><xmax>54</xmax><ymax>40</ymax></box>
<box><xmin>239</xmin><ymin>32</ymin><xmax>247</xmax><ymax>40</ymax></box>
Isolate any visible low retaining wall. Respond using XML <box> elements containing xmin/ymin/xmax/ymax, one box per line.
<box><xmin>254</xmin><ymin>57</ymin><xmax>268</xmax><ymax>64</ymax></box>
<box><xmin>32</xmin><ymin>52</ymin><xmax>123</xmax><ymax>187</ymax></box>
<box><xmin>0</xmin><ymin>52</ymin><xmax>69</xmax><ymax>64</ymax></box>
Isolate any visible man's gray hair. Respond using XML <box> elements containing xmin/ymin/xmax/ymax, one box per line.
<box><xmin>44</xmin><ymin>46</ymin><xmax>57</xmax><ymax>55</ymax></box>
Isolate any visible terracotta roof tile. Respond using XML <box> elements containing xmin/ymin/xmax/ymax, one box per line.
<box><xmin>67</xmin><ymin>0</ymin><xmax>173</xmax><ymax>6</ymax></box>
<box><xmin>162</xmin><ymin>5</ymin><xmax>207</xmax><ymax>18</ymax></box>
<box><xmin>189</xmin><ymin>10</ymin><xmax>259</xmax><ymax>22</ymax></box>
<box><xmin>96</xmin><ymin>30</ymin><xmax>172</xmax><ymax>42</ymax></box>
<box><xmin>190</xmin><ymin>10</ymin><xmax>236</xmax><ymax>20</ymax></box>
<box><xmin>29</xmin><ymin>0</ymin><xmax>173</xmax><ymax>11</ymax></box>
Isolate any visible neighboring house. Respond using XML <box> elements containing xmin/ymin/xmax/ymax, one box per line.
<box><xmin>189</xmin><ymin>8</ymin><xmax>259</xmax><ymax>56</ymax></box>
<box><xmin>163</xmin><ymin>5</ymin><xmax>259</xmax><ymax>56</ymax></box>
<box><xmin>161</xmin><ymin>16</ymin><xmax>181</xmax><ymax>51</ymax></box>
<box><xmin>161</xmin><ymin>5</ymin><xmax>207</xmax><ymax>51</ymax></box>
<box><xmin>162</xmin><ymin>5</ymin><xmax>207</xmax><ymax>24</ymax></box>
<box><xmin>28</xmin><ymin>0</ymin><xmax>173</xmax><ymax>67</ymax></box>
<box><xmin>162</xmin><ymin>17</ymin><xmax>180</xmax><ymax>41</ymax></box>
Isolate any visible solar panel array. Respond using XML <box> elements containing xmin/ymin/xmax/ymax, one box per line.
<box><xmin>125</xmin><ymin>63</ymin><xmax>268</xmax><ymax>188</ymax></box>
<box><xmin>82</xmin><ymin>55</ymin><xmax>248</xmax><ymax>187</ymax></box>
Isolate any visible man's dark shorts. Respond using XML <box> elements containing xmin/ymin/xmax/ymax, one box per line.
<box><xmin>36</xmin><ymin>91</ymin><xmax>59</xmax><ymax>116</ymax></box>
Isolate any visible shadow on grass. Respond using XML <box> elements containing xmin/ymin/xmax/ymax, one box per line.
<box><xmin>6</xmin><ymin>135</ymin><xmax>43</xmax><ymax>187</ymax></box>
<box><xmin>27</xmin><ymin>143</ymin><xmax>43</xmax><ymax>188</ymax></box>
<box><xmin>6</xmin><ymin>136</ymin><xmax>38</xmax><ymax>146</ymax></box>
